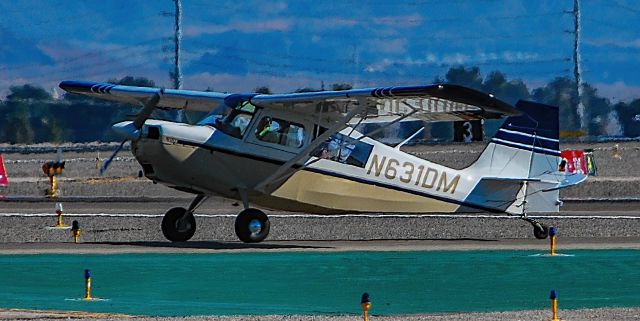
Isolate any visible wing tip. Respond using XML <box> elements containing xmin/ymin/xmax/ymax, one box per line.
<box><xmin>59</xmin><ymin>80</ymin><xmax>116</xmax><ymax>94</ymax></box>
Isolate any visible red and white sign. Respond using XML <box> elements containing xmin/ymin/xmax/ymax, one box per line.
<box><xmin>560</xmin><ymin>150</ymin><xmax>587</xmax><ymax>174</ymax></box>
<box><xmin>0</xmin><ymin>154</ymin><xmax>7</xmax><ymax>186</ymax></box>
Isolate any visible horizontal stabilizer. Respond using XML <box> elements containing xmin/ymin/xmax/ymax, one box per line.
<box><xmin>465</xmin><ymin>176</ymin><xmax>562</xmax><ymax>214</ymax></box>
<box><xmin>541</xmin><ymin>173</ymin><xmax>588</xmax><ymax>192</ymax></box>
<box><xmin>464</xmin><ymin>177</ymin><xmax>525</xmax><ymax>212</ymax></box>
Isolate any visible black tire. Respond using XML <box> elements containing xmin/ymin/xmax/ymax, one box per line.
<box><xmin>533</xmin><ymin>223</ymin><xmax>549</xmax><ymax>239</ymax></box>
<box><xmin>235</xmin><ymin>208</ymin><xmax>270</xmax><ymax>243</ymax></box>
<box><xmin>161</xmin><ymin>207</ymin><xmax>196</xmax><ymax>242</ymax></box>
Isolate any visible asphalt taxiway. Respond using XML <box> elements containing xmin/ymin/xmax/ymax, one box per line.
<box><xmin>1</xmin><ymin>198</ymin><xmax>640</xmax><ymax>246</ymax></box>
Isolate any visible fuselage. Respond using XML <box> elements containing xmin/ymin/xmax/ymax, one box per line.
<box><xmin>118</xmin><ymin>116</ymin><xmax>494</xmax><ymax>214</ymax></box>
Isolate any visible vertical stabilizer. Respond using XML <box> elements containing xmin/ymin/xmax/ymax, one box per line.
<box><xmin>469</xmin><ymin>101</ymin><xmax>561</xmax><ymax>213</ymax></box>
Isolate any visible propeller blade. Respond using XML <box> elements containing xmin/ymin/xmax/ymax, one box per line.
<box><xmin>133</xmin><ymin>89</ymin><xmax>163</xmax><ymax>130</ymax></box>
<box><xmin>100</xmin><ymin>140</ymin><xmax>127</xmax><ymax>176</ymax></box>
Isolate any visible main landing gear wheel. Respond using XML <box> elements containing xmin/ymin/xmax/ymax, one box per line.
<box><xmin>533</xmin><ymin>222</ymin><xmax>549</xmax><ymax>240</ymax></box>
<box><xmin>235</xmin><ymin>208</ymin><xmax>270</xmax><ymax>243</ymax></box>
<box><xmin>161</xmin><ymin>207</ymin><xmax>196</xmax><ymax>242</ymax></box>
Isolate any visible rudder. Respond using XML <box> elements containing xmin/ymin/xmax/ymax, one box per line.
<box><xmin>469</xmin><ymin>100</ymin><xmax>562</xmax><ymax>213</ymax></box>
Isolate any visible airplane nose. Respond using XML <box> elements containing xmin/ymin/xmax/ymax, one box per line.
<box><xmin>112</xmin><ymin>121</ymin><xmax>140</xmax><ymax>140</ymax></box>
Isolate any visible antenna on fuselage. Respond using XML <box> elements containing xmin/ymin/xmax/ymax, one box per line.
<box><xmin>395</xmin><ymin>127</ymin><xmax>424</xmax><ymax>150</ymax></box>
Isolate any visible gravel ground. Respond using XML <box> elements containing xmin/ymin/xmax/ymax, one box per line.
<box><xmin>2</xmin><ymin>214</ymin><xmax>640</xmax><ymax>243</ymax></box>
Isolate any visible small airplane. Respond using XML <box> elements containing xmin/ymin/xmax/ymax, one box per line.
<box><xmin>59</xmin><ymin>80</ymin><xmax>587</xmax><ymax>243</ymax></box>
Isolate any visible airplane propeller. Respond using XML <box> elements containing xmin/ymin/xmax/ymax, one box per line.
<box><xmin>133</xmin><ymin>89</ymin><xmax>162</xmax><ymax>130</ymax></box>
<box><xmin>100</xmin><ymin>90</ymin><xmax>163</xmax><ymax>176</ymax></box>
<box><xmin>100</xmin><ymin>139</ymin><xmax>126</xmax><ymax>176</ymax></box>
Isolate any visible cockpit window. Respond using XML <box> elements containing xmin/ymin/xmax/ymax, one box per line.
<box><xmin>311</xmin><ymin>133</ymin><xmax>373</xmax><ymax>168</ymax></box>
<box><xmin>255</xmin><ymin>117</ymin><xmax>305</xmax><ymax>148</ymax></box>
<box><xmin>199</xmin><ymin>101</ymin><xmax>256</xmax><ymax>138</ymax></box>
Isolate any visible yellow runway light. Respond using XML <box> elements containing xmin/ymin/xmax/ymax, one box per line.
<box><xmin>71</xmin><ymin>220</ymin><xmax>80</xmax><ymax>243</ymax></box>
<box><xmin>361</xmin><ymin>292</ymin><xmax>371</xmax><ymax>321</ymax></box>
<box><xmin>55</xmin><ymin>202</ymin><xmax>65</xmax><ymax>227</ymax></box>
<box><xmin>549</xmin><ymin>226</ymin><xmax>558</xmax><ymax>256</ymax></box>
<box><xmin>550</xmin><ymin>289</ymin><xmax>562</xmax><ymax>321</ymax></box>
<box><xmin>84</xmin><ymin>269</ymin><xmax>92</xmax><ymax>300</ymax></box>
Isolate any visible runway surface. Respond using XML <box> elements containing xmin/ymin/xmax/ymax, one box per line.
<box><xmin>2</xmin><ymin>250</ymin><xmax>639</xmax><ymax>316</ymax></box>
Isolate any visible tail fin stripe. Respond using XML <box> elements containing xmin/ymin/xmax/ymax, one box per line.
<box><xmin>491</xmin><ymin>138</ymin><xmax>561</xmax><ymax>156</ymax></box>
<box><xmin>496</xmin><ymin>128</ymin><xmax>559</xmax><ymax>143</ymax></box>
<box><xmin>493</xmin><ymin>130</ymin><xmax>560</xmax><ymax>152</ymax></box>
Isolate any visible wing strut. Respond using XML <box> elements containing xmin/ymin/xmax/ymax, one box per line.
<box><xmin>254</xmin><ymin>104</ymin><xmax>366</xmax><ymax>194</ymax></box>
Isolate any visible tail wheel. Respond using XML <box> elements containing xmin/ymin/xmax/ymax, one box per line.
<box><xmin>533</xmin><ymin>223</ymin><xmax>549</xmax><ymax>239</ymax></box>
<box><xmin>235</xmin><ymin>208</ymin><xmax>270</xmax><ymax>243</ymax></box>
<box><xmin>161</xmin><ymin>207</ymin><xmax>196</xmax><ymax>242</ymax></box>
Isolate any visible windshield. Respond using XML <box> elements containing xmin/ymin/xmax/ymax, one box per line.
<box><xmin>199</xmin><ymin>102</ymin><xmax>256</xmax><ymax>138</ymax></box>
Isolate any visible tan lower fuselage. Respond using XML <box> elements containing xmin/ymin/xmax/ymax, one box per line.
<box><xmin>133</xmin><ymin>136</ymin><xmax>463</xmax><ymax>214</ymax></box>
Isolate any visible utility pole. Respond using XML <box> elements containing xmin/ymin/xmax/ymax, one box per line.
<box><xmin>572</xmin><ymin>0</ymin><xmax>585</xmax><ymax>133</ymax></box>
<box><xmin>173</xmin><ymin>0</ymin><xmax>184</xmax><ymax>122</ymax></box>
<box><xmin>173</xmin><ymin>0</ymin><xmax>183</xmax><ymax>90</ymax></box>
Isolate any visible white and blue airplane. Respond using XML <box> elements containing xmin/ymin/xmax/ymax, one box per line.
<box><xmin>59</xmin><ymin>80</ymin><xmax>587</xmax><ymax>243</ymax></box>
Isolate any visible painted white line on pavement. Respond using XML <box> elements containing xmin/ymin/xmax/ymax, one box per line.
<box><xmin>2</xmin><ymin>213</ymin><xmax>640</xmax><ymax>219</ymax></box>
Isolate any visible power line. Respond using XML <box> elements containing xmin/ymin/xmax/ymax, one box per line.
<box><xmin>583</xmin><ymin>18</ymin><xmax>633</xmax><ymax>31</ymax></box>
<box><xmin>610</xmin><ymin>0</ymin><xmax>639</xmax><ymax>13</ymax></box>
<box><xmin>0</xmin><ymin>1</ymin><xmax>577</xmax><ymax>95</ymax></box>
<box><xmin>186</xmin><ymin>47</ymin><xmax>569</xmax><ymax>79</ymax></box>
<box><xmin>0</xmin><ymin>9</ymin><xmax>163</xmax><ymax>41</ymax></box>
<box><xmin>0</xmin><ymin>37</ymin><xmax>168</xmax><ymax>72</ymax></box>
<box><xmin>6</xmin><ymin>46</ymin><xmax>165</xmax><ymax>83</ymax></box>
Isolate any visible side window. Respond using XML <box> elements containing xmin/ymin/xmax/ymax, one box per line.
<box><xmin>311</xmin><ymin>133</ymin><xmax>373</xmax><ymax>168</ymax></box>
<box><xmin>206</xmin><ymin>101</ymin><xmax>256</xmax><ymax>139</ymax></box>
<box><xmin>230</xmin><ymin>113</ymin><xmax>252</xmax><ymax>136</ymax></box>
<box><xmin>255</xmin><ymin>117</ymin><xmax>305</xmax><ymax>148</ymax></box>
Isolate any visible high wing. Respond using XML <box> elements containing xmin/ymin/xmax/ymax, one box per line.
<box><xmin>250</xmin><ymin>84</ymin><xmax>520</xmax><ymax>122</ymax></box>
<box><xmin>59</xmin><ymin>80</ymin><xmax>228</xmax><ymax>112</ymax></box>
<box><xmin>60</xmin><ymin>81</ymin><xmax>519</xmax><ymax>122</ymax></box>
<box><xmin>59</xmin><ymin>80</ymin><xmax>522</xmax><ymax>196</ymax></box>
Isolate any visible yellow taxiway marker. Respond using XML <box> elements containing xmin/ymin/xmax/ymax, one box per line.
<box><xmin>549</xmin><ymin>226</ymin><xmax>558</xmax><ymax>256</ymax></box>
<box><xmin>361</xmin><ymin>292</ymin><xmax>371</xmax><ymax>321</ymax></box>
<box><xmin>550</xmin><ymin>289</ymin><xmax>563</xmax><ymax>321</ymax></box>
<box><xmin>71</xmin><ymin>220</ymin><xmax>80</xmax><ymax>243</ymax></box>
